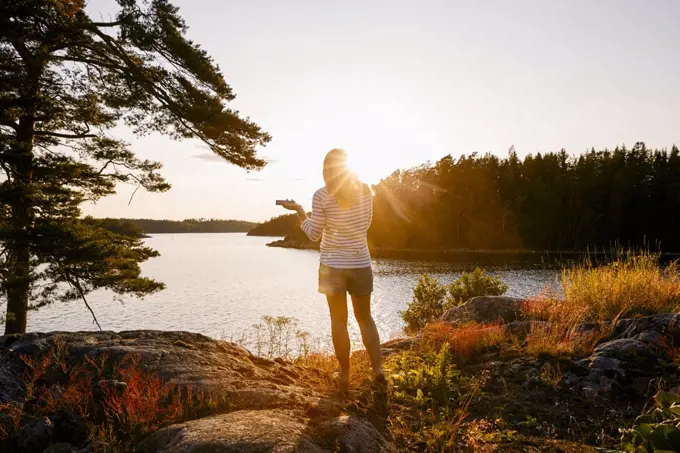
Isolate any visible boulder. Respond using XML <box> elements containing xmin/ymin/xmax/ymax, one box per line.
<box><xmin>0</xmin><ymin>354</ymin><xmax>22</xmax><ymax>404</ymax></box>
<box><xmin>441</xmin><ymin>296</ymin><xmax>526</xmax><ymax>325</ymax></box>
<box><xmin>563</xmin><ymin>338</ymin><xmax>657</xmax><ymax>397</ymax></box>
<box><xmin>2</xmin><ymin>331</ymin><xmax>334</xmax><ymax>414</ymax></box>
<box><xmin>42</xmin><ymin>444</ymin><xmax>77</xmax><ymax>453</ymax></box>
<box><xmin>613</xmin><ymin>313</ymin><xmax>680</xmax><ymax>343</ymax></box>
<box><xmin>314</xmin><ymin>415</ymin><xmax>393</xmax><ymax>453</ymax></box>
<box><xmin>135</xmin><ymin>409</ymin><xmax>323</xmax><ymax>453</ymax></box>
<box><xmin>591</xmin><ymin>339</ymin><xmax>656</xmax><ymax>363</ymax></box>
<box><xmin>135</xmin><ymin>410</ymin><xmax>392</xmax><ymax>453</ymax></box>
<box><xmin>1</xmin><ymin>331</ymin><xmax>391</xmax><ymax>453</ymax></box>
<box><xmin>52</xmin><ymin>412</ymin><xmax>88</xmax><ymax>446</ymax></box>
<box><xmin>379</xmin><ymin>338</ymin><xmax>414</xmax><ymax>357</ymax></box>
<box><xmin>6</xmin><ymin>417</ymin><xmax>54</xmax><ymax>453</ymax></box>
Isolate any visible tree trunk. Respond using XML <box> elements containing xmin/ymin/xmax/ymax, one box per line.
<box><xmin>4</xmin><ymin>242</ymin><xmax>30</xmax><ymax>335</ymax></box>
<box><xmin>4</xmin><ymin>116</ymin><xmax>35</xmax><ymax>335</ymax></box>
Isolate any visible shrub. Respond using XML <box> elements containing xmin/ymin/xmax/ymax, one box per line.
<box><xmin>387</xmin><ymin>343</ymin><xmax>467</xmax><ymax>411</ymax></box>
<box><xmin>447</xmin><ymin>267</ymin><xmax>509</xmax><ymax>306</ymax></box>
<box><xmin>620</xmin><ymin>390</ymin><xmax>680</xmax><ymax>452</ymax></box>
<box><xmin>400</xmin><ymin>270</ymin><xmax>508</xmax><ymax>334</ymax></box>
<box><xmin>385</xmin><ymin>344</ymin><xmax>484</xmax><ymax>452</ymax></box>
<box><xmin>236</xmin><ymin>315</ymin><xmax>304</xmax><ymax>359</ymax></box>
<box><xmin>400</xmin><ymin>274</ymin><xmax>449</xmax><ymax>334</ymax></box>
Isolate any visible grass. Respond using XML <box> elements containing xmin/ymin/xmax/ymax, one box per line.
<box><xmin>529</xmin><ymin>250</ymin><xmax>680</xmax><ymax>323</ymax></box>
<box><xmin>521</xmin><ymin>250</ymin><xmax>680</xmax><ymax>357</ymax></box>
<box><xmin>421</xmin><ymin>321</ymin><xmax>506</xmax><ymax>364</ymax></box>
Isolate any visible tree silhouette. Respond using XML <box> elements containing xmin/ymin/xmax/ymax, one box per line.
<box><xmin>0</xmin><ymin>0</ymin><xmax>270</xmax><ymax>333</ymax></box>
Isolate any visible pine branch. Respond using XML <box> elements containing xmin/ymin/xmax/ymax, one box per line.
<box><xmin>128</xmin><ymin>181</ymin><xmax>141</xmax><ymax>205</ymax></box>
<box><xmin>70</xmin><ymin>277</ymin><xmax>102</xmax><ymax>331</ymax></box>
<box><xmin>34</xmin><ymin>130</ymin><xmax>97</xmax><ymax>139</ymax></box>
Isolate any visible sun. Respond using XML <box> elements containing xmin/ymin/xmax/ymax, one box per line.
<box><xmin>346</xmin><ymin>152</ymin><xmax>387</xmax><ymax>186</ymax></box>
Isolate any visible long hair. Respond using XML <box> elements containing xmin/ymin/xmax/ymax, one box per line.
<box><xmin>323</xmin><ymin>149</ymin><xmax>361</xmax><ymax>207</ymax></box>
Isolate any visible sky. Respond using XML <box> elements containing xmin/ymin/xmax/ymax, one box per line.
<box><xmin>82</xmin><ymin>0</ymin><xmax>680</xmax><ymax>222</ymax></box>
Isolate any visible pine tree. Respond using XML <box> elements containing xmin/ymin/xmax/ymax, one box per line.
<box><xmin>0</xmin><ymin>0</ymin><xmax>270</xmax><ymax>334</ymax></box>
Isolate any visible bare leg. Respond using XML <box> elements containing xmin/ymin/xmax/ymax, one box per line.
<box><xmin>327</xmin><ymin>293</ymin><xmax>350</xmax><ymax>392</ymax></box>
<box><xmin>351</xmin><ymin>294</ymin><xmax>384</xmax><ymax>380</ymax></box>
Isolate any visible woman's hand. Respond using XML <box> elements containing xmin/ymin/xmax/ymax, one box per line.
<box><xmin>280</xmin><ymin>201</ymin><xmax>302</xmax><ymax>211</ymax></box>
<box><xmin>280</xmin><ymin>201</ymin><xmax>307</xmax><ymax>222</ymax></box>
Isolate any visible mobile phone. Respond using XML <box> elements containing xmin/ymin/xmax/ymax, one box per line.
<box><xmin>275</xmin><ymin>199</ymin><xmax>293</xmax><ymax>206</ymax></box>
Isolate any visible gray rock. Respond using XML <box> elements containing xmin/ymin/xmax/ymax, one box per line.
<box><xmin>53</xmin><ymin>411</ymin><xmax>88</xmax><ymax>446</ymax></box>
<box><xmin>592</xmin><ymin>339</ymin><xmax>655</xmax><ymax>363</ymax></box>
<box><xmin>2</xmin><ymin>332</ymin><xmax>394</xmax><ymax>453</ymax></box>
<box><xmin>135</xmin><ymin>409</ymin><xmax>391</xmax><ymax>453</ymax></box>
<box><xmin>1</xmin><ymin>331</ymin><xmax>333</xmax><ymax>415</ymax></box>
<box><xmin>379</xmin><ymin>338</ymin><xmax>414</xmax><ymax>356</ymax></box>
<box><xmin>315</xmin><ymin>415</ymin><xmax>394</xmax><ymax>453</ymax></box>
<box><xmin>588</xmin><ymin>356</ymin><xmax>623</xmax><ymax>372</ymax></box>
<box><xmin>43</xmin><ymin>443</ymin><xmax>76</xmax><ymax>453</ymax></box>
<box><xmin>613</xmin><ymin>313</ymin><xmax>680</xmax><ymax>342</ymax></box>
<box><xmin>11</xmin><ymin>417</ymin><xmax>54</xmax><ymax>453</ymax></box>
<box><xmin>136</xmin><ymin>409</ymin><xmax>322</xmax><ymax>453</ymax></box>
<box><xmin>441</xmin><ymin>296</ymin><xmax>526</xmax><ymax>325</ymax></box>
<box><xmin>563</xmin><ymin>337</ymin><xmax>660</xmax><ymax>397</ymax></box>
<box><xmin>0</xmin><ymin>354</ymin><xmax>22</xmax><ymax>404</ymax></box>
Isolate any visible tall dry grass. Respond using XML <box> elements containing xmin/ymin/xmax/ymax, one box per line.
<box><xmin>531</xmin><ymin>251</ymin><xmax>680</xmax><ymax>323</ymax></box>
<box><xmin>524</xmin><ymin>250</ymin><xmax>680</xmax><ymax>356</ymax></box>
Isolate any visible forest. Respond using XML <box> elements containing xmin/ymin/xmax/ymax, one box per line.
<box><xmin>247</xmin><ymin>214</ymin><xmax>299</xmax><ymax>237</ymax></box>
<box><xmin>97</xmin><ymin>218</ymin><xmax>258</xmax><ymax>236</ymax></box>
<box><xmin>261</xmin><ymin>143</ymin><xmax>680</xmax><ymax>252</ymax></box>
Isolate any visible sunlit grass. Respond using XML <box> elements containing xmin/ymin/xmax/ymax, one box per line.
<box><xmin>534</xmin><ymin>250</ymin><xmax>680</xmax><ymax>323</ymax></box>
<box><xmin>523</xmin><ymin>250</ymin><xmax>680</xmax><ymax>356</ymax></box>
<box><xmin>422</xmin><ymin>321</ymin><xmax>506</xmax><ymax>364</ymax></box>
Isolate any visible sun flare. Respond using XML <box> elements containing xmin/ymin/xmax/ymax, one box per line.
<box><xmin>346</xmin><ymin>152</ymin><xmax>387</xmax><ymax>186</ymax></box>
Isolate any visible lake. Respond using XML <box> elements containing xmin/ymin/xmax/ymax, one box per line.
<box><xmin>27</xmin><ymin>233</ymin><xmax>559</xmax><ymax>347</ymax></box>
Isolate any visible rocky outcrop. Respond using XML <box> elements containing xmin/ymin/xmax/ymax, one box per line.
<box><xmin>137</xmin><ymin>411</ymin><xmax>392</xmax><ymax>453</ymax></box>
<box><xmin>379</xmin><ymin>338</ymin><xmax>414</xmax><ymax>357</ymax></box>
<box><xmin>4</xmin><ymin>331</ymin><xmax>326</xmax><ymax>411</ymax></box>
<box><xmin>0</xmin><ymin>331</ymin><xmax>389</xmax><ymax>453</ymax></box>
<box><xmin>561</xmin><ymin>314</ymin><xmax>678</xmax><ymax>397</ymax></box>
<box><xmin>267</xmin><ymin>236</ymin><xmax>319</xmax><ymax>250</ymax></box>
<box><xmin>440</xmin><ymin>296</ymin><xmax>526</xmax><ymax>325</ymax></box>
<box><xmin>436</xmin><ymin>298</ymin><xmax>679</xmax><ymax>400</ymax></box>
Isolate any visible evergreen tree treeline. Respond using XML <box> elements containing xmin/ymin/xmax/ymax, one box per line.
<box><xmin>96</xmin><ymin>218</ymin><xmax>258</xmax><ymax>236</ymax></box>
<box><xmin>369</xmin><ymin>143</ymin><xmax>680</xmax><ymax>252</ymax></box>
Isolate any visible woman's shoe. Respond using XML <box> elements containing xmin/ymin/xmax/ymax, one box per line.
<box><xmin>372</xmin><ymin>371</ymin><xmax>387</xmax><ymax>389</ymax></box>
<box><xmin>332</xmin><ymin>371</ymin><xmax>350</xmax><ymax>395</ymax></box>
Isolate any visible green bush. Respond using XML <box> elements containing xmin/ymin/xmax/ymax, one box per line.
<box><xmin>400</xmin><ymin>269</ymin><xmax>508</xmax><ymax>334</ymax></box>
<box><xmin>386</xmin><ymin>343</ymin><xmax>467</xmax><ymax>411</ymax></box>
<box><xmin>400</xmin><ymin>274</ymin><xmax>448</xmax><ymax>334</ymax></box>
<box><xmin>447</xmin><ymin>267</ymin><xmax>508</xmax><ymax>306</ymax></box>
<box><xmin>620</xmin><ymin>390</ymin><xmax>680</xmax><ymax>452</ymax></box>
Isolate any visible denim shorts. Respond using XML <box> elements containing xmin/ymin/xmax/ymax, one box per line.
<box><xmin>318</xmin><ymin>265</ymin><xmax>374</xmax><ymax>296</ymax></box>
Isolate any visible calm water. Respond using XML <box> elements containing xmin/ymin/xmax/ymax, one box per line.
<box><xmin>27</xmin><ymin>234</ymin><xmax>559</xmax><ymax>344</ymax></box>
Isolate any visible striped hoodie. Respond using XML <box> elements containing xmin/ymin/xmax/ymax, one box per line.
<box><xmin>301</xmin><ymin>185</ymin><xmax>372</xmax><ymax>269</ymax></box>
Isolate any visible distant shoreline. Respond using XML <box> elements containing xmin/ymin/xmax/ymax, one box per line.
<box><xmin>265</xmin><ymin>238</ymin><xmax>680</xmax><ymax>264</ymax></box>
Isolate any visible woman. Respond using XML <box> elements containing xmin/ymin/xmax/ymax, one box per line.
<box><xmin>282</xmin><ymin>149</ymin><xmax>384</xmax><ymax>394</ymax></box>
